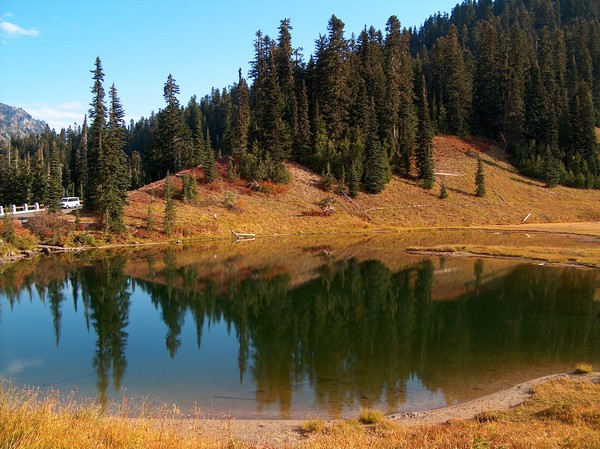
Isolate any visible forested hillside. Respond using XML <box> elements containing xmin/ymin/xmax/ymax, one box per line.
<box><xmin>1</xmin><ymin>0</ymin><xmax>599</xmax><ymax>233</ymax></box>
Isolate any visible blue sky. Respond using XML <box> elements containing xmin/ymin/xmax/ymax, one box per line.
<box><xmin>1</xmin><ymin>1</ymin><xmax>459</xmax><ymax>131</ymax></box>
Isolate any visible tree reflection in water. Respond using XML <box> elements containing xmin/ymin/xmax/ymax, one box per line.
<box><xmin>0</xmin><ymin>245</ymin><xmax>598</xmax><ymax>417</ymax></box>
<box><xmin>82</xmin><ymin>256</ymin><xmax>130</xmax><ymax>410</ymax></box>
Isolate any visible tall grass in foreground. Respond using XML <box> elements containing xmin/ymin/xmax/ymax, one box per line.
<box><xmin>1</xmin><ymin>377</ymin><xmax>599</xmax><ymax>449</ymax></box>
<box><xmin>0</xmin><ymin>380</ymin><xmax>233</xmax><ymax>449</ymax></box>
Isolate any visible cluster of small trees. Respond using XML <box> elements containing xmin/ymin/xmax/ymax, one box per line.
<box><xmin>1</xmin><ymin>0</ymin><xmax>599</xmax><ymax>233</ymax></box>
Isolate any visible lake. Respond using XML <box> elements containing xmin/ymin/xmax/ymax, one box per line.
<box><xmin>0</xmin><ymin>232</ymin><xmax>598</xmax><ymax>419</ymax></box>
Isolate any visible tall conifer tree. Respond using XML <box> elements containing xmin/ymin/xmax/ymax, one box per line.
<box><xmin>504</xmin><ymin>25</ymin><xmax>527</xmax><ymax>146</ymax></box>
<box><xmin>149</xmin><ymin>75</ymin><xmax>194</xmax><ymax>180</ymax></box>
<box><xmin>98</xmin><ymin>83</ymin><xmax>130</xmax><ymax>233</ymax></box>
<box><xmin>231</xmin><ymin>69</ymin><xmax>250</xmax><ymax>160</ymax></box>
<box><xmin>473</xmin><ymin>21</ymin><xmax>503</xmax><ymax>136</ymax></box>
<box><xmin>363</xmin><ymin>98</ymin><xmax>391</xmax><ymax>194</ymax></box>
<box><xmin>76</xmin><ymin>116</ymin><xmax>89</xmax><ymax>199</ymax></box>
<box><xmin>275</xmin><ymin>18</ymin><xmax>297</xmax><ymax>143</ymax></box>
<box><xmin>316</xmin><ymin>15</ymin><xmax>351</xmax><ymax>150</ymax></box>
<box><xmin>294</xmin><ymin>80</ymin><xmax>312</xmax><ymax>163</ymax></box>
<box><xmin>47</xmin><ymin>142</ymin><xmax>63</xmax><ymax>213</ymax></box>
<box><xmin>415</xmin><ymin>68</ymin><xmax>435</xmax><ymax>189</ymax></box>
<box><xmin>185</xmin><ymin>96</ymin><xmax>205</xmax><ymax>167</ymax></box>
<box><xmin>163</xmin><ymin>173</ymin><xmax>176</xmax><ymax>237</ymax></box>
<box><xmin>432</xmin><ymin>25</ymin><xmax>472</xmax><ymax>135</ymax></box>
<box><xmin>88</xmin><ymin>57</ymin><xmax>107</xmax><ymax>211</ymax></box>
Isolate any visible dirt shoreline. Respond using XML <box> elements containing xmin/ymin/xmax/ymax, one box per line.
<box><xmin>2</xmin><ymin>221</ymin><xmax>599</xmax><ymax>268</ymax></box>
<box><xmin>152</xmin><ymin>372</ymin><xmax>598</xmax><ymax>446</ymax></box>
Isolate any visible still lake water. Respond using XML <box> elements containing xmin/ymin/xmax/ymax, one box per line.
<box><xmin>0</xmin><ymin>233</ymin><xmax>599</xmax><ymax>419</ymax></box>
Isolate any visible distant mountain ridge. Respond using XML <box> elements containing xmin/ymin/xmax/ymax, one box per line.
<box><xmin>0</xmin><ymin>102</ymin><xmax>47</xmax><ymax>144</ymax></box>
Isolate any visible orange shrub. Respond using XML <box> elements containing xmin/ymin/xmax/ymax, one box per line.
<box><xmin>26</xmin><ymin>213</ymin><xmax>73</xmax><ymax>245</ymax></box>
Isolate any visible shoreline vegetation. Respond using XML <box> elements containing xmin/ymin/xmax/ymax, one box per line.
<box><xmin>1</xmin><ymin>371</ymin><xmax>598</xmax><ymax>448</ymax></box>
<box><xmin>1</xmin><ymin>222</ymin><xmax>600</xmax><ymax>269</ymax></box>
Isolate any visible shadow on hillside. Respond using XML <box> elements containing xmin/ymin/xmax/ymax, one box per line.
<box><xmin>481</xmin><ymin>157</ymin><xmax>518</xmax><ymax>174</ymax></box>
<box><xmin>463</xmin><ymin>137</ymin><xmax>519</xmax><ymax>175</ymax></box>
<box><xmin>446</xmin><ymin>186</ymin><xmax>474</xmax><ymax>198</ymax></box>
<box><xmin>510</xmin><ymin>176</ymin><xmax>539</xmax><ymax>186</ymax></box>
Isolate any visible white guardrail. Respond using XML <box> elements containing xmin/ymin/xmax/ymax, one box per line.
<box><xmin>0</xmin><ymin>203</ymin><xmax>46</xmax><ymax>217</ymax></box>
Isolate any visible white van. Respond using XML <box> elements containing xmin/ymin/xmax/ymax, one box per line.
<box><xmin>60</xmin><ymin>197</ymin><xmax>80</xmax><ymax>209</ymax></box>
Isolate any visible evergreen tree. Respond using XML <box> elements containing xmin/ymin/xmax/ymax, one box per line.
<box><xmin>30</xmin><ymin>150</ymin><xmax>47</xmax><ymax>205</ymax></box>
<box><xmin>384</xmin><ymin>16</ymin><xmax>403</xmax><ymax>147</ymax></box>
<box><xmin>440</xmin><ymin>183</ymin><xmax>449</xmax><ymax>199</ymax></box>
<box><xmin>432</xmin><ymin>25</ymin><xmax>472</xmax><ymax>135</ymax></box>
<box><xmin>231</xmin><ymin>69</ymin><xmax>250</xmax><ymax>159</ymax></box>
<box><xmin>2</xmin><ymin>213</ymin><xmax>15</xmax><ymax>244</ymax></box>
<box><xmin>569</xmin><ymin>80</ymin><xmax>598</xmax><ymax>175</ymax></box>
<box><xmin>146</xmin><ymin>202</ymin><xmax>155</xmax><ymax>232</ymax></box>
<box><xmin>47</xmin><ymin>142</ymin><xmax>63</xmax><ymax>212</ymax></box>
<box><xmin>473</xmin><ymin>21</ymin><xmax>503</xmax><ymax>137</ymax></box>
<box><xmin>503</xmin><ymin>25</ymin><xmax>527</xmax><ymax>146</ymax></box>
<box><xmin>185</xmin><ymin>95</ymin><xmax>205</xmax><ymax>167</ymax></box>
<box><xmin>261</xmin><ymin>47</ymin><xmax>289</xmax><ymax>162</ymax></box>
<box><xmin>129</xmin><ymin>150</ymin><xmax>143</xmax><ymax>189</ymax></box>
<box><xmin>348</xmin><ymin>161</ymin><xmax>360</xmax><ymax>198</ymax></box>
<box><xmin>357</xmin><ymin>26</ymin><xmax>387</xmax><ymax>139</ymax></box>
<box><xmin>321</xmin><ymin>162</ymin><xmax>335</xmax><ymax>191</ymax></box>
<box><xmin>415</xmin><ymin>68</ymin><xmax>435</xmax><ymax>189</ymax></box>
<box><xmin>0</xmin><ymin>147</ymin><xmax>10</xmax><ymax>206</ymax></box>
<box><xmin>248</xmin><ymin>30</ymin><xmax>272</xmax><ymax>156</ymax></box>
<box><xmin>524</xmin><ymin>62</ymin><xmax>549</xmax><ymax>145</ymax></box>
<box><xmin>384</xmin><ymin>17</ymin><xmax>417</xmax><ymax>175</ymax></box>
<box><xmin>293</xmin><ymin>80</ymin><xmax>312</xmax><ymax>163</ymax></box>
<box><xmin>363</xmin><ymin>99</ymin><xmax>391</xmax><ymax>194</ymax></box>
<box><xmin>226</xmin><ymin>157</ymin><xmax>239</xmax><ymax>181</ymax></box>
<box><xmin>76</xmin><ymin>116</ymin><xmax>89</xmax><ymax>198</ymax></box>
<box><xmin>88</xmin><ymin>57</ymin><xmax>107</xmax><ymax>211</ymax></box>
<box><xmin>275</xmin><ymin>18</ymin><xmax>297</xmax><ymax>142</ymax></box>
<box><xmin>315</xmin><ymin>15</ymin><xmax>351</xmax><ymax>151</ymax></box>
<box><xmin>98</xmin><ymin>83</ymin><xmax>129</xmax><ymax>233</ymax></box>
<box><xmin>181</xmin><ymin>173</ymin><xmax>198</xmax><ymax>203</ymax></box>
<box><xmin>163</xmin><ymin>173</ymin><xmax>176</xmax><ymax>237</ymax></box>
<box><xmin>538</xmin><ymin>27</ymin><xmax>560</xmax><ymax>150</ymax></box>
<box><xmin>544</xmin><ymin>145</ymin><xmax>562</xmax><ymax>187</ymax></box>
<box><xmin>149</xmin><ymin>75</ymin><xmax>194</xmax><ymax>180</ymax></box>
<box><xmin>475</xmin><ymin>155</ymin><xmax>486</xmax><ymax>197</ymax></box>
<box><xmin>203</xmin><ymin>131</ymin><xmax>217</xmax><ymax>182</ymax></box>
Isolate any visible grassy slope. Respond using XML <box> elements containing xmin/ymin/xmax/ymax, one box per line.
<box><xmin>124</xmin><ymin>136</ymin><xmax>600</xmax><ymax>238</ymax></box>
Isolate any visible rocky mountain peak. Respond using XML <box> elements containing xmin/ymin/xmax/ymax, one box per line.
<box><xmin>0</xmin><ymin>103</ymin><xmax>47</xmax><ymax>144</ymax></box>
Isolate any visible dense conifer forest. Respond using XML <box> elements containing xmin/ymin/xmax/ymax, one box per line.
<box><xmin>1</xmin><ymin>0</ymin><xmax>600</xmax><ymax>232</ymax></box>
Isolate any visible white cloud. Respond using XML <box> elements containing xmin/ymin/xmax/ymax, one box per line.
<box><xmin>0</xmin><ymin>358</ymin><xmax>43</xmax><ymax>376</ymax></box>
<box><xmin>21</xmin><ymin>102</ymin><xmax>87</xmax><ymax>131</ymax></box>
<box><xmin>0</xmin><ymin>19</ymin><xmax>39</xmax><ymax>37</ymax></box>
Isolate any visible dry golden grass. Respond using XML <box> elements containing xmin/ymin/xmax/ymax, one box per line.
<box><xmin>574</xmin><ymin>363</ymin><xmax>594</xmax><ymax>375</ymax></box>
<box><xmin>122</xmin><ymin>136</ymin><xmax>600</xmax><ymax>240</ymax></box>
<box><xmin>304</xmin><ymin>377</ymin><xmax>600</xmax><ymax>449</ymax></box>
<box><xmin>358</xmin><ymin>409</ymin><xmax>384</xmax><ymax>424</ymax></box>
<box><xmin>0</xmin><ymin>380</ymin><xmax>240</xmax><ymax>449</ymax></box>
<box><xmin>2</xmin><ymin>376</ymin><xmax>599</xmax><ymax>449</ymax></box>
<box><xmin>111</xmin><ymin>136</ymin><xmax>600</xmax><ymax>266</ymax></box>
<box><xmin>406</xmin><ymin>242</ymin><xmax>600</xmax><ymax>266</ymax></box>
<box><xmin>300</xmin><ymin>418</ymin><xmax>326</xmax><ymax>433</ymax></box>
